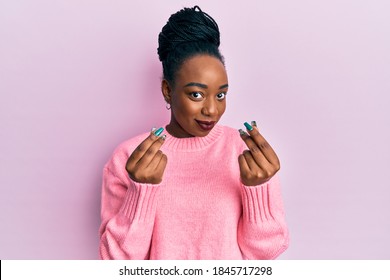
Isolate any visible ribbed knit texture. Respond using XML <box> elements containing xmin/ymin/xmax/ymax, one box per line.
<box><xmin>99</xmin><ymin>125</ymin><xmax>289</xmax><ymax>260</ymax></box>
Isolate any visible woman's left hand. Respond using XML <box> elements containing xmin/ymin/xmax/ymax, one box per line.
<box><xmin>238</xmin><ymin>122</ymin><xmax>280</xmax><ymax>186</ymax></box>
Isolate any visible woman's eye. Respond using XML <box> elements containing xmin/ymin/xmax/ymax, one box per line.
<box><xmin>190</xmin><ymin>92</ymin><xmax>203</xmax><ymax>99</ymax></box>
<box><xmin>216</xmin><ymin>92</ymin><xmax>227</xmax><ymax>100</ymax></box>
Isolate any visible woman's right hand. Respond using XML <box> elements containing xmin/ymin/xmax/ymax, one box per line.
<box><xmin>125</xmin><ymin>128</ymin><xmax>168</xmax><ymax>184</ymax></box>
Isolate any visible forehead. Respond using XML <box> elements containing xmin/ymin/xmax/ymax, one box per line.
<box><xmin>175</xmin><ymin>55</ymin><xmax>228</xmax><ymax>86</ymax></box>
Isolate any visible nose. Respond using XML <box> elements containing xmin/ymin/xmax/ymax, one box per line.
<box><xmin>201</xmin><ymin>98</ymin><xmax>217</xmax><ymax>117</ymax></box>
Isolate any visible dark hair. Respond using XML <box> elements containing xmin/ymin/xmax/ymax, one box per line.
<box><xmin>157</xmin><ymin>6</ymin><xmax>224</xmax><ymax>86</ymax></box>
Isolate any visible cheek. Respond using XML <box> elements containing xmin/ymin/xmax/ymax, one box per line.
<box><xmin>173</xmin><ymin>98</ymin><xmax>199</xmax><ymax>116</ymax></box>
<box><xmin>218</xmin><ymin>101</ymin><xmax>227</xmax><ymax>115</ymax></box>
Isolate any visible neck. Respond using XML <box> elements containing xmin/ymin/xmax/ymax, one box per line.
<box><xmin>166</xmin><ymin>117</ymin><xmax>194</xmax><ymax>138</ymax></box>
<box><xmin>162</xmin><ymin>124</ymin><xmax>223</xmax><ymax>151</ymax></box>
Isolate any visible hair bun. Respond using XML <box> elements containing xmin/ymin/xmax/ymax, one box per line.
<box><xmin>158</xmin><ymin>6</ymin><xmax>220</xmax><ymax>62</ymax></box>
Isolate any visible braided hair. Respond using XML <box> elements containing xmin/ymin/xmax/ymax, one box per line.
<box><xmin>157</xmin><ymin>6</ymin><xmax>225</xmax><ymax>86</ymax></box>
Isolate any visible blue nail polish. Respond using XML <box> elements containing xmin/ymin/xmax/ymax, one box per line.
<box><xmin>154</xmin><ymin>127</ymin><xmax>164</xmax><ymax>136</ymax></box>
<box><xmin>244</xmin><ymin>122</ymin><xmax>253</xmax><ymax>131</ymax></box>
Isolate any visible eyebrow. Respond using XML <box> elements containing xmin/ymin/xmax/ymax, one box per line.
<box><xmin>184</xmin><ymin>82</ymin><xmax>229</xmax><ymax>90</ymax></box>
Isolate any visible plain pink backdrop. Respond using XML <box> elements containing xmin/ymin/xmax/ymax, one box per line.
<box><xmin>1</xmin><ymin>0</ymin><xmax>389</xmax><ymax>259</ymax></box>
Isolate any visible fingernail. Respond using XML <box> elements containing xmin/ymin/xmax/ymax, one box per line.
<box><xmin>151</xmin><ymin>127</ymin><xmax>156</xmax><ymax>132</ymax></box>
<box><xmin>244</xmin><ymin>122</ymin><xmax>253</xmax><ymax>131</ymax></box>
<box><xmin>238</xmin><ymin>129</ymin><xmax>246</xmax><ymax>136</ymax></box>
<box><xmin>154</xmin><ymin>127</ymin><xmax>164</xmax><ymax>136</ymax></box>
<box><xmin>251</xmin><ymin>121</ymin><xmax>257</xmax><ymax>127</ymax></box>
<box><xmin>160</xmin><ymin>134</ymin><xmax>167</xmax><ymax>140</ymax></box>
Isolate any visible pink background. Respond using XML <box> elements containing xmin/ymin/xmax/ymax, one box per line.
<box><xmin>1</xmin><ymin>0</ymin><xmax>389</xmax><ymax>259</ymax></box>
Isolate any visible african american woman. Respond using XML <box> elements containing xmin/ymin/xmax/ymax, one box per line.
<box><xmin>99</xmin><ymin>6</ymin><xmax>289</xmax><ymax>260</ymax></box>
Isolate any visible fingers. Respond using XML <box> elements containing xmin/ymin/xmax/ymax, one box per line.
<box><xmin>244</xmin><ymin>144</ymin><xmax>270</xmax><ymax>170</ymax></box>
<box><xmin>146</xmin><ymin>149</ymin><xmax>165</xmax><ymax>171</ymax></box>
<box><xmin>126</xmin><ymin>127</ymin><xmax>168</xmax><ymax>184</ymax></box>
<box><xmin>142</xmin><ymin>151</ymin><xmax>168</xmax><ymax>184</ymax></box>
<box><xmin>136</xmin><ymin>137</ymin><xmax>165</xmax><ymax>170</ymax></box>
<box><xmin>239</xmin><ymin>127</ymin><xmax>270</xmax><ymax>167</ymax></box>
<box><xmin>239</xmin><ymin>122</ymin><xmax>280</xmax><ymax>168</ymax></box>
<box><xmin>238</xmin><ymin>154</ymin><xmax>250</xmax><ymax>175</ymax></box>
<box><xmin>155</xmin><ymin>153</ymin><xmax>168</xmax><ymax>175</ymax></box>
<box><xmin>238</xmin><ymin>151</ymin><xmax>272</xmax><ymax>186</ymax></box>
<box><xmin>242</xmin><ymin>149</ymin><xmax>259</xmax><ymax>171</ymax></box>
<box><xmin>242</xmin><ymin>149</ymin><xmax>273</xmax><ymax>175</ymax></box>
<box><xmin>126</xmin><ymin>128</ymin><xmax>165</xmax><ymax>170</ymax></box>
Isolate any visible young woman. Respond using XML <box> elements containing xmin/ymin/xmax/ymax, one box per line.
<box><xmin>99</xmin><ymin>6</ymin><xmax>289</xmax><ymax>260</ymax></box>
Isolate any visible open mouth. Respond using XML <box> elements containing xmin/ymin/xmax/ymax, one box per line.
<box><xmin>196</xmin><ymin>120</ymin><xmax>216</xmax><ymax>131</ymax></box>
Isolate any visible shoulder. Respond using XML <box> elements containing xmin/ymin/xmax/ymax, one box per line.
<box><xmin>219</xmin><ymin>124</ymin><xmax>239</xmax><ymax>137</ymax></box>
<box><xmin>104</xmin><ymin>131</ymin><xmax>149</xmax><ymax>174</ymax></box>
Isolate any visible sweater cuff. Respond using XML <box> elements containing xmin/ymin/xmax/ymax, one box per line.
<box><xmin>241</xmin><ymin>182</ymin><xmax>274</xmax><ymax>223</ymax></box>
<box><xmin>120</xmin><ymin>181</ymin><xmax>160</xmax><ymax>223</ymax></box>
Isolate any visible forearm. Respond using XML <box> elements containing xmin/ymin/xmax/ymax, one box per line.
<box><xmin>237</xmin><ymin>175</ymin><xmax>289</xmax><ymax>259</ymax></box>
<box><xmin>99</xmin><ymin>168</ymin><xmax>160</xmax><ymax>259</ymax></box>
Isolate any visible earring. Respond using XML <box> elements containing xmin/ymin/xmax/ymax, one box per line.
<box><xmin>166</xmin><ymin>103</ymin><xmax>171</xmax><ymax>110</ymax></box>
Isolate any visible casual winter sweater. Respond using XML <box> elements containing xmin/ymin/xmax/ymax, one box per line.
<box><xmin>99</xmin><ymin>124</ymin><xmax>289</xmax><ymax>260</ymax></box>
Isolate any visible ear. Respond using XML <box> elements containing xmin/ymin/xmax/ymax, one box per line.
<box><xmin>161</xmin><ymin>79</ymin><xmax>172</xmax><ymax>104</ymax></box>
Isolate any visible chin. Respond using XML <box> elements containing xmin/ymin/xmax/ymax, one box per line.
<box><xmin>193</xmin><ymin>127</ymin><xmax>214</xmax><ymax>137</ymax></box>
<box><xmin>195</xmin><ymin>131</ymin><xmax>210</xmax><ymax>137</ymax></box>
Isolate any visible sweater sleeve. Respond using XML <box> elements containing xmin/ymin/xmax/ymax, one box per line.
<box><xmin>237</xmin><ymin>174</ymin><xmax>289</xmax><ymax>259</ymax></box>
<box><xmin>99</xmin><ymin>166</ymin><xmax>160</xmax><ymax>260</ymax></box>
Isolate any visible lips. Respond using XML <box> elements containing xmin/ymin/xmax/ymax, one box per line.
<box><xmin>196</xmin><ymin>120</ymin><xmax>216</xmax><ymax>131</ymax></box>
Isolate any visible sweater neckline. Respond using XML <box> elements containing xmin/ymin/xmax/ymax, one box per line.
<box><xmin>162</xmin><ymin>124</ymin><xmax>223</xmax><ymax>151</ymax></box>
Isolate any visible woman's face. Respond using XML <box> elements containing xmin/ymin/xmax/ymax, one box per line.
<box><xmin>163</xmin><ymin>55</ymin><xmax>228</xmax><ymax>138</ymax></box>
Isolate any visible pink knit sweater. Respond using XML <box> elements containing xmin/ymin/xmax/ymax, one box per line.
<box><xmin>99</xmin><ymin>125</ymin><xmax>289</xmax><ymax>260</ymax></box>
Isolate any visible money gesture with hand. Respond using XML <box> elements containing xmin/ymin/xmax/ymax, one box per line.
<box><xmin>126</xmin><ymin>128</ymin><xmax>168</xmax><ymax>184</ymax></box>
<box><xmin>238</xmin><ymin>121</ymin><xmax>280</xmax><ymax>186</ymax></box>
